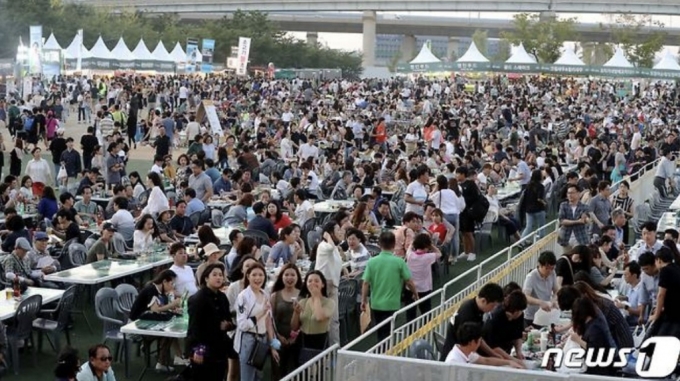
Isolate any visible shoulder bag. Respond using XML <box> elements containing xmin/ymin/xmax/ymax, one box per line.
<box><xmin>246</xmin><ymin>301</ymin><xmax>270</xmax><ymax>370</ymax></box>
<box><xmin>298</xmin><ymin>332</ymin><xmax>329</xmax><ymax>364</ymax></box>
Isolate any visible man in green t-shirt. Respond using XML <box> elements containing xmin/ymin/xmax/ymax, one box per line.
<box><xmin>361</xmin><ymin>231</ymin><xmax>418</xmax><ymax>341</ymax></box>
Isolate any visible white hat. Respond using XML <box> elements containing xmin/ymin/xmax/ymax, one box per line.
<box><xmin>202</xmin><ymin>243</ymin><xmax>225</xmax><ymax>259</ymax></box>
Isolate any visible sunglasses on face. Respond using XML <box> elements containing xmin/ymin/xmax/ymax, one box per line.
<box><xmin>99</xmin><ymin>356</ymin><xmax>113</xmax><ymax>362</ymax></box>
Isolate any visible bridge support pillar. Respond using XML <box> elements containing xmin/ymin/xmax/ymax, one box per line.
<box><xmin>447</xmin><ymin>37</ymin><xmax>461</xmax><ymax>61</ymax></box>
<box><xmin>307</xmin><ymin>32</ymin><xmax>319</xmax><ymax>45</ymax></box>
<box><xmin>362</xmin><ymin>10</ymin><xmax>377</xmax><ymax>68</ymax></box>
<box><xmin>400</xmin><ymin>35</ymin><xmax>416</xmax><ymax>61</ymax></box>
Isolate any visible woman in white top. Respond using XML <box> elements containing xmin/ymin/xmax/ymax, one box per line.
<box><xmin>24</xmin><ymin>147</ymin><xmax>52</xmax><ymax>190</ymax></box>
<box><xmin>133</xmin><ymin>214</ymin><xmax>156</xmax><ymax>252</ymax></box>
<box><xmin>314</xmin><ymin>222</ymin><xmax>345</xmax><ymax>345</ymax></box>
<box><xmin>430</xmin><ymin>175</ymin><xmax>465</xmax><ymax>262</ymax></box>
<box><xmin>129</xmin><ymin>171</ymin><xmax>146</xmax><ymax>199</ymax></box>
<box><xmin>19</xmin><ymin>176</ymin><xmax>35</xmax><ymax>203</ymax></box>
<box><xmin>234</xmin><ymin>262</ymin><xmax>279</xmax><ymax>381</ymax></box>
<box><xmin>202</xmin><ymin>135</ymin><xmax>216</xmax><ymax>161</ymax></box>
<box><xmin>280</xmin><ymin>130</ymin><xmax>295</xmax><ymax>159</ymax></box>
<box><xmin>225</xmin><ymin>255</ymin><xmax>258</xmax><ymax>381</ymax></box>
<box><xmin>141</xmin><ymin>172</ymin><xmax>169</xmax><ymax>217</ymax></box>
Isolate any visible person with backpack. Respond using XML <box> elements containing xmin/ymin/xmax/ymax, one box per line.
<box><xmin>456</xmin><ymin>166</ymin><xmax>488</xmax><ymax>263</ymax></box>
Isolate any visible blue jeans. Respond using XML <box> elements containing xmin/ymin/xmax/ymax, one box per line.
<box><xmin>521</xmin><ymin>211</ymin><xmax>546</xmax><ymax>239</ymax></box>
<box><xmin>239</xmin><ymin>332</ymin><xmax>264</xmax><ymax>381</ymax></box>
<box><xmin>444</xmin><ymin>213</ymin><xmax>460</xmax><ymax>258</ymax></box>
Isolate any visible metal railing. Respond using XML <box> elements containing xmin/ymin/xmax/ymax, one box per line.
<box><xmin>280</xmin><ymin>157</ymin><xmax>662</xmax><ymax>381</ymax></box>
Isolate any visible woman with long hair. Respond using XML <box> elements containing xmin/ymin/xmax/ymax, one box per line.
<box><xmin>267</xmin><ymin>225</ymin><xmax>303</xmax><ymax>266</ymax></box>
<box><xmin>521</xmin><ymin>169</ymin><xmax>547</xmax><ymax>239</ymax></box>
<box><xmin>140</xmin><ymin>171</ymin><xmax>169</xmax><ymax>216</ymax></box>
<box><xmin>350</xmin><ymin>201</ymin><xmax>375</xmax><ymax>230</ymax></box>
<box><xmin>225</xmin><ymin>255</ymin><xmax>258</xmax><ymax>381</ymax></box>
<box><xmin>291</xmin><ymin>270</ymin><xmax>335</xmax><ymax>366</ymax></box>
<box><xmin>431</xmin><ymin>175</ymin><xmax>465</xmax><ymax>261</ymax></box>
<box><xmin>267</xmin><ymin>201</ymin><xmax>292</xmax><ymax>231</ymax></box>
<box><xmin>569</xmin><ymin>296</ymin><xmax>618</xmax><ymax>376</ymax></box>
<box><xmin>129</xmin><ymin>171</ymin><xmax>146</xmax><ymax>199</ymax></box>
<box><xmin>133</xmin><ymin>214</ymin><xmax>157</xmax><ymax>252</ymax></box>
<box><xmin>54</xmin><ymin>346</ymin><xmax>80</xmax><ymax>381</ymax></box>
<box><xmin>314</xmin><ymin>222</ymin><xmax>344</xmax><ymax>345</ymax></box>
<box><xmin>234</xmin><ymin>262</ymin><xmax>278</xmax><ymax>381</ymax></box>
<box><xmin>38</xmin><ymin>185</ymin><xmax>58</xmax><ymax>220</ymax></box>
<box><xmin>270</xmin><ymin>264</ymin><xmax>303</xmax><ymax>380</ymax></box>
<box><xmin>187</xmin><ymin>263</ymin><xmax>235</xmax><ymax>381</ymax></box>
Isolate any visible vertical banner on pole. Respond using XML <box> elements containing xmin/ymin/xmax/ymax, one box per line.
<box><xmin>75</xmin><ymin>29</ymin><xmax>83</xmax><ymax>71</ymax></box>
<box><xmin>186</xmin><ymin>38</ymin><xmax>198</xmax><ymax>73</ymax></box>
<box><xmin>201</xmin><ymin>39</ymin><xmax>215</xmax><ymax>73</ymax></box>
<box><xmin>236</xmin><ymin>37</ymin><xmax>251</xmax><ymax>76</ymax></box>
<box><xmin>29</xmin><ymin>26</ymin><xmax>43</xmax><ymax>74</ymax></box>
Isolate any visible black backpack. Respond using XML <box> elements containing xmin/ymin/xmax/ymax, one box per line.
<box><xmin>466</xmin><ymin>182</ymin><xmax>489</xmax><ymax>222</ymax></box>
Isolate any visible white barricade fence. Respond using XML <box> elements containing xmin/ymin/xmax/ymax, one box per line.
<box><xmin>280</xmin><ymin>157</ymin><xmax>663</xmax><ymax>381</ymax></box>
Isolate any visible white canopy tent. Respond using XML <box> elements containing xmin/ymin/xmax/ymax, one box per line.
<box><xmin>64</xmin><ymin>33</ymin><xmax>91</xmax><ymax>60</ymax></box>
<box><xmin>457</xmin><ymin>41</ymin><xmax>489</xmax><ymax>63</ymax></box>
<box><xmin>654</xmin><ymin>50</ymin><xmax>680</xmax><ymax>71</ymax></box>
<box><xmin>131</xmin><ymin>39</ymin><xmax>154</xmax><ymax>61</ymax></box>
<box><xmin>110</xmin><ymin>37</ymin><xmax>136</xmax><ymax>61</ymax></box>
<box><xmin>43</xmin><ymin>33</ymin><xmax>62</xmax><ymax>50</ymax></box>
<box><xmin>505</xmin><ymin>43</ymin><xmax>536</xmax><ymax>64</ymax></box>
<box><xmin>151</xmin><ymin>41</ymin><xmax>174</xmax><ymax>62</ymax></box>
<box><xmin>554</xmin><ymin>48</ymin><xmax>585</xmax><ymax>66</ymax></box>
<box><xmin>409</xmin><ymin>41</ymin><xmax>441</xmax><ymax>64</ymax></box>
<box><xmin>89</xmin><ymin>36</ymin><xmax>113</xmax><ymax>60</ymax></box>
<box><xmin>603</xmin><ymin>47</ymin><xmax>633</xmax><ymax>68</ymax></box>
<box><xmin>170</xmin><ymin>42</ymin><xmax>186</xmax><ymax>63</ymax></box>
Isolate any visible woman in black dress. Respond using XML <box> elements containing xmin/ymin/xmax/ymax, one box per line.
<box><xmin>187</xmin><ymin>262</ymin><xmax>236</xmax><ymax>381</ymax></box>
<box><xmin>9</xmin><ymin>137</ymin><xmax>24</xmax><ymax>177</ymax></box>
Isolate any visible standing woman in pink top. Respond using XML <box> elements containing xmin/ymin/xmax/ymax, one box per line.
<box><xmin>405</xmin><ymin>233</ymin><xmax>441</xmax><ymax>321</ymax></box>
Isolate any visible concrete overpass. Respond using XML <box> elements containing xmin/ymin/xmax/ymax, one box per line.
<box><xmin>179</xmin><ymin>12</ymin><xmax>680</xmax><ymax>46</ymax></box>
<box><xmin>83</xmin><ymin>0</ymin><xmax>680</xmax><ymax>16</ymax></box>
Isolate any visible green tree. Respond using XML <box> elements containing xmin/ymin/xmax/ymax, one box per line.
<box><xmin>579</xmin><ymin>41</ymin><xmax>613</xmax><ymax>66</ymax></box>
<box><xmin>492</xmin><ymin>40</ymin><xmax>511</xmax><ymax>62</ymax></box>
<box><xmin>500</xmin><ymin>13</ymin><xmax>578</xmax><ymax>63</ymax></box>
<box><xmin>600</xmin><ymin>14</ymin><xmax>665</xmax><ymax>68</ymax></box>
<box><xmin>387</xmin><ymin>51</ymin><xmax>402</xmax><ymax>73</ymax></box>
<box><xmin>471</xmin><ymin>29</ymin><xmax>488</xmax><ymax>57</ymax></box>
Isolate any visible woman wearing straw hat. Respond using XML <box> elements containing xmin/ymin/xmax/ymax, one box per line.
<box><xmin>195</xmin><ymin>243</ymin><xmax>226</xmax><ymax>285</ymax></box>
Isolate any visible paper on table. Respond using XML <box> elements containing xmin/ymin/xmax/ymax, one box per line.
<box><xmin>533</xmin><ymin>308</ymin><xmax>561</xmax><ymax>327</ymax></box>
<box><xmin>36</xmin><ymin>256</ymin><xmax>55</xmax><ymax>269</ymax></box>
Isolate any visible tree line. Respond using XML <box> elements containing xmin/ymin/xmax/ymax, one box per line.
<box><xmin>0</xmin><ymin>0</ymin><xmax>363</xmax><ymax>76</ymax></box>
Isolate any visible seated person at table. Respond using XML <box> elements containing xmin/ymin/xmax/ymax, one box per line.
<box><xmin>157</xmin><ymin>209</ymin><xmax>179</xmax><ymax>244</ymax></box>
<box><xmin>133</xmin><ymin>214</ymin><xmax>157</xmax><ymax>252</ymax></box>
<box><xmin>2</xmin><ymin>238</ymin><xmax>41</xmax><ymax>286</ymax></box>
<box><xmin>169</xmin><ymin>243</ymin><xmax>198</xmax><ymax>297</ymax></box>
<box><xmin>224</xmin><ymin>230</ymin><xmax>244</xmax><ymax>272</ymax></box>
<box><xmin>104</xmin><ymin>185</ymin><xmax>126</xmax><ymax>219</ymax></box>
<box><xmin>86</xmin><ymin>223</ymin><xmax>116</xmax><ymax>263</ymax></box>
<box><xmin>223</xmin><ymin>193</ymin><xmax>253</xmax><ymax>227</ymax></box>
<box><xmin>76</xmin><ymin>168</ymin><xmax>102</xmax><ymax>196</ymax></box>
<box><xmin>28</xmin><ymin>231</ymin><xmax>60</xmax><ymax>278</ymax></box>
<box><xmin>482</xmin><ymin>290</ymin><xmax>528</xmax><ymax>359</ymax></box>
<box><xmin>74</xmin><ymin>186</ymin><xmax>100</xmax><ymax>225</ymax></box>
<box><xmin>129</xmin><ymin>269</ymin><xmax>186</xmax><ymax>371</ymax></box>
<box><xmin>346</xmin><ymin>228</ymin><xmax>370</xmax><ymax>275</ymax></box>
<box><xmin>523</xmin><ymin>251</ymin><xmax>559</xmax><ymax>328</ymax></box>
<box><xmin>375</xmin><ymin>200</ymin><xmax>396</xmax><ymax>227</ymax></box>
<box><xmin>267</xmin><ymin>225</ymin><xmax>303</xmax><ymax>266</ymax></box>
<box><xmin>124</xmin><ymin>184</ymin><xmax>139</xmax><ymax>213</ymax></box>
<box><xmin>183</xmin><ymin>187</ymin><xmax>205</xmax><ymax>216</ymax></box>
<box><xmin>0</xmin><ymin>214</ymin><xmax>30</xmax><ymax>253</ymax></box>
<box><xmin>350</xmin><ymin>201</ymin><xmax>377</xmax><ymax>231</ymax></box>
<box><xmin>109</xmin><ymin>197</ymin><xmax>135</xmax><ymax>244</ymax></box>
<box><xmin>615</xmin><ymin>261</ymin><xmax>644</xmax><ymax>326</ymax></box>
<box><xmin>248</xmin><ymin>201</ymin><xmax>277</xmax><ymax>242</ymax></box>
<box><xmin>56</xmin><ymin>192</ymin><xmax>84</xmax><ymax>226</ymax></box>
<box><xmin>441</xmin><ymin>283</ymin><xmax>504</xmax><ymax>361</ymax></box>
<box><xmin>267</xmin><ymin>201</ymin><xmax>292</xmax><ymax>231</ymax></box>
<box><xmin>195</xmin><ymin>243</ymin><xmax>226</xmax><ymax>284</ymax></box>
<box><xmin>569</xmin><ymin>296</ymin><xmax>618</xmax><ymax>376</ymax></box>
<box><xmin>37</xmin><ymin>187</ymin><xmax>58</xmax><ymax>221</ymax></box>
<box><xmin>51</xmin><ymin>209</ymin><xmax>81</xmax><ymax>244</ymax></box>
<box><xmin>445</xmin><ymin>322</ymin><xmax>523</xmax><ymax>368</ymax></box>
<box><xmin>169</xmin><ymin>200</ymin><xmax>194</xmax><ymax>238</ymax></box>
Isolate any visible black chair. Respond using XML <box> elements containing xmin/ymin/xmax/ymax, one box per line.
<box><xmin>189</xmin><ymin>212</ymin><xmax>201</xmax><ymax>228</ymax></box>
<box><xmin>138</xmin><ymin>189</ymin><xmax>151</xmax><ymax>208</ymax></box>
<box><xmin>199</xmin><ymin>208</ymin><xmax>211</xmax><ymax>225</ymax></box>
<box><xmin>7</xmin><ymin>294</ymin><xmax>42</xmax><ymax>374</ymax></box>
<box><xmin>243</xmin><ymin>229</ymin><xmax>270</xmax><ymax>248</ymax></box>
<box><xmin>33</xmin><ymin>285</ymin><xmax>77</xmax><ymax>353</ymax></box>
<box><xmin>338</xmin><ymin>278</ymin><xmax>358</xmax><ymax>345</ymax></box>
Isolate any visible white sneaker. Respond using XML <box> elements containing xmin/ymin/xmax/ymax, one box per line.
<box><xmin>466</xmin><ymin>253</ymin><xmax>477</xmax><ymax>262</ymax></box>
<box><xmin>458</xmin><ymin>253</ymin><xmax>468</xmax><ymax>260</ymax></box>
<box><xmin>173</xmin><ymin>356</ymin><xmax>190</xmax><ymax>366</ymax></box>
<box><xmin>155</xmin><ymin>363</ymin><xmax>174</xmax><ymax>373</ymax></box>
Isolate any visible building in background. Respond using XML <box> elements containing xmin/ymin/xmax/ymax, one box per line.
<box><xmin>375</xmin><ymin>35</ymin><xmax>508</xmax><ymax>66</ymax></box>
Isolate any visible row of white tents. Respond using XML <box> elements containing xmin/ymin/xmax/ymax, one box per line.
<box><xmin>410</xmin><ymin>40</ymin><xmax>680</xmax><ymax>71</ymax></box>
<box><xmin>43</xmin><ymin>32</ymin><xmax>200</xmax><ymax>64</ymax></box>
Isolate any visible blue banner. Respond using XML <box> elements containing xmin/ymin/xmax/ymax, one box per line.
<box><xmin>201</xmin><ymin>38</ymin><xmax>215</xmax><ymax>73</ymax></box>
<box><xmin>186</xmin><ymin>38</ymin><xmax>199</xmax><ymax>73</ymax></box>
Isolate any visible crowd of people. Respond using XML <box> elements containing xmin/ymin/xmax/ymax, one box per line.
<box><xmin>0</xmin><ymin>72</ymin><xmax>676</xmax><ymax>381</ymax></box>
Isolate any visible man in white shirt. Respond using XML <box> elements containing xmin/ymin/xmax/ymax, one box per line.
<box><xmin>405</xmin><ymin>165</ymin><xmax>429</xmax><ymax>215</ymax></box>
<box><xmin>445</xmin><ymin>322</ymin><xmax>523</xmax><ymax>368</ymax></box>
<box><xmin>150</xmin><ymin>155</ymin><xmax>164</xmax><ymax>175</ymax></box>
<box><xmin>289</xmin><ymin>189</ymin><xmax>313</xmax><ymax>227</ymax></box>
<box><xmin>169</xmin><ymin>243</ymin><xmax>197</xmax><ymax>297</ymax></box>
<box><xmin>300</xmin><ymin>162</ymin><xmax>320</xmax><ymax>198</ymax></box>
<box><xmin>298</xmin><ymin>135</ymin><xmax>319</xmax><ymax>161</ymax></box>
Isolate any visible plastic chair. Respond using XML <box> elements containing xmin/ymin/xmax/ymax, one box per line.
<box><xmin>306</xmin><ymin>230</ymin><xmax>322</xmax><ymax>254</ymax></box>
<box><xmin>189</xmin><ymin>211</ymin><xmax>201</xmax><ymax>228</ymax></box>
<box><xmin>7</xmin><ymin>294</ymin><xmax>42</xmax><ymax>375</ymax></box>
<box><xmin>94</xmin><ymin>287</ymin><xmax>134</xmax><ymax>363</ymax></box>
<box><xmin>33</xmin><ymin>285</ymin><xmax>77</xmax><ymax>353</ymax></box>
<box><xmin>243</xmin><ymin>229</ymin><xmax>271</xmax><ymax>248</ymax></box>
<box><xmin>211</xmin><ymin>209</ymin><xmax>224</xmax><ymax>228</ymax></box>
<box><xmin>115</xmin><ymin>284</ymin><xmax>138</xmax><ymax>319</ymax></box>
<box><xmin>407</xmin><ymin>339</ymin><xmax>435</xmax><ymax>360</ymax></box>
<box><xmin>199</xmin><ymin>208</ymin><xmax>211</xmax><ymax>225</ymax></box>
<box><xmin>338</xmin><ymin>278</ymin><xmax>358</xmax><ymax>345</ymax></box>
<box><xmin>111</xmin><ymin>233</ymin><xmax>131</xmax><ymax>255</ymax></box>
<box><xmin>68</xmin><ymin>243</ymin><xmax>87</xmax><ymax>267</ymax></box>
<box><xmin>138</xmin><ymin>189</ymin><xmax>151</xmax><ymax>207</ymax></box>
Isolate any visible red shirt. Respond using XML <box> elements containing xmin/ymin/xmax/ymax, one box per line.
<box><xmin>428</xmin><ymin>222</ymin><xmax>447</xmax><ymax>244</ymax></box>
<box><xmin>273</xmin><ymin>214</ymin><xmax>292</xmax><ymax>231</ymax></box>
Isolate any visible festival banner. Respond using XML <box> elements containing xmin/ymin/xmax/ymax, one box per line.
<box><xmin>236</xmin><ymin>37</ymin><xmax>251</xmax><ymax>76</ymax></box>
<box><xmin>201</xmin><ymin>38</ymin><xmax>215</xmax><ymax>73</ymax></box>
<box><xmin>186</xmin><ymin>38</ymin><xmax>199</xmax><ymax>73</ymax></box>
<box><xmin>28</xmin><ymin>25</ymin><xmax>43</xmax><ymax>74</ymax></box>
<box><xmin>75</xmin><ymin>29</ymin><xmax>84</xmax><ymax>71</ymax></box>
<box><xmin>42</xmin><ymin>49</ymin><xmax>62</xmax><ymax>78</ymax></box>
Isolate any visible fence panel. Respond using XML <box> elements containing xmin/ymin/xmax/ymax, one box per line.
<box><xmin>279</xmin><ymin>344</ymin><xmax>339</xmax><ymax>381</ymax></box>
<box><xmin>336</xmin><ymin>350</ymin><xmax>453</xmax><ymax>381</ymax></box>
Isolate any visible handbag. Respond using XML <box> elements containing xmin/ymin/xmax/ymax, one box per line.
<box><xmin>298</xmin><ymin>332</ymin><xmax>329</xmax><ymax>364</ymax></box>
<box><xmin>57</xmin><ymin>165</ymin><xmax>67</xmax><ymax>182</ymax></box>
<box><xmin>245</xmin><ymin>305</ymin><xmax>270</xmax><ymax>370</ymax></box>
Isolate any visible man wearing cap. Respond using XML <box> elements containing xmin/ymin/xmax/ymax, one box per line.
<box><xmin>85</xmin><ymin>223</ymin><xmax>116</xmax><ymax>264</ymax></box>
<box><xmin>1</xmin><ymin>238</ymin><xmax>38</xmax><ymax>286</ymax></box>
<box><xmin>28</xmin><ymin>232</ymin><xmax>61</xmax><ymax>289</ymax></box>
